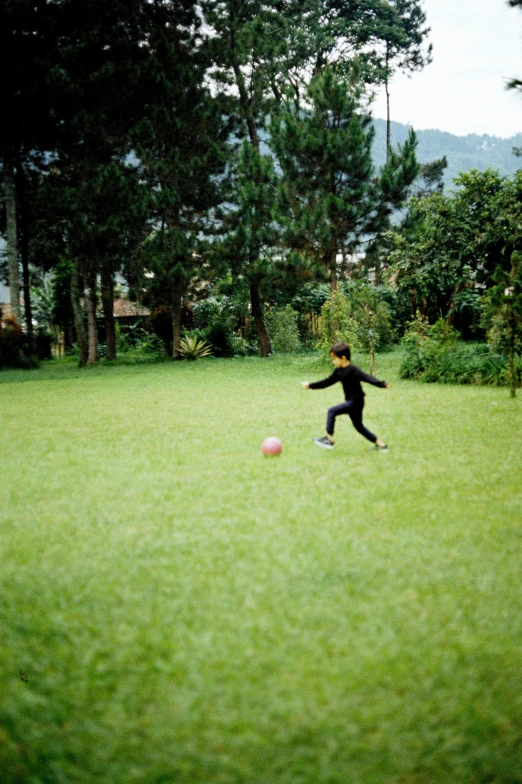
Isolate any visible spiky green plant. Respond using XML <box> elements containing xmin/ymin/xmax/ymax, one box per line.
<box><xmin>178</xmin><ymin>335</ymin><xmax>212</xmax><ymax>359</ymax></box>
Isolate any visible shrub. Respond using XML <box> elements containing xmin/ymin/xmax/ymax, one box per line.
<box><xmin>342</xmin><ymin>284</ymin><xmax>395</xmax><ymax>351</ymax></box>
<box><xmin>267</xmin><ymin>305</ymin><xmax>301</xmax><ymax>353</ymax></box>
<box><xmin>192</xmin><ymin>300</ymin><xmax>237</xmax><ymax>357</ymax></box>
<box><xmin>230</xmin><ymin>335</ymin><xmax>259</xmax><ymax>356</ymax></box>
<box><xmin>0</xmin><ymin>316</ymin><xmax>38</xmax><ymax>370</ymax></box>
<box><xmin>204</xmin><ymin>320</ymin><xmax>236</xmax><ymax>357</ymax></box>
<box><xmin>316</xmin><ymin>290</ymin><xmax>360</xmax><ymax>354</ymax></box>
<box><xmin>34</xmin><ymin>328</ymin><xmax>53</xmax><ymax>360</ymax></box>
<box><xmin>115</xmin><ymin>322</ymin><xmax>164</xmax><ymax>357</ymax></box>
<box><xmin>400</xmin><ymin>317</ymin><xmax>521</xmax><ymax>386</ymax></box>
<box><xmin>288</xmin><ymin>284</ymin><xmax>330</xmax><ymax>346</ymax></box>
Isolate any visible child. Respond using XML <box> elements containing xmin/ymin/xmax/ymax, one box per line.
<box><xmin>301</xmin><ymin>341</ymin><xmax>389</xmax><ymax>451</ymax></box>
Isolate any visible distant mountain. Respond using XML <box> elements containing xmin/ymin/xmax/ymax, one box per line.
<box><xmin>372</xmin><ymin>118</ymin><xmax>522</xmax><ymax>190</ymax></box>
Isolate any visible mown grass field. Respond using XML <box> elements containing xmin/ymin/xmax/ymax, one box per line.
<box><xmin>1</xmin><ymin>351</ymin><xmax>522</xmax><ymax>784</ymax></box>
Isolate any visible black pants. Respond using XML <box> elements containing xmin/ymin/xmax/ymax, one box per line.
<box><xmin>326</xmin><ymin>397</ymin><xmax>377</xmax><ymax>442</ymax></box>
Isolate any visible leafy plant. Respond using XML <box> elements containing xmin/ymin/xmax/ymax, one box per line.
<box><xmin>400</xmin><ymin>317</ymin><xmax>521</xmax><ymax>387</ymax></box>
<box><xmin>483</xmin><ymin>252</ymin><xmax>522</xmax><ymax>397</ymax></box>
<box><xmin>316</xmin><ymin>290</ymin><xmax>360</xmax><ymax>354</ymax></box>
<box><xmin>178</xmin><ymin>335</ymin><xmax>212</xmax><ymax>360</ymax></box>
<box><xmin>31</xmin><ymin>277</ymin><xmax>55</xmax><ymax>332</ymax></box>
<box><xmin>193</xmin><ymin>300</ymin><xmax>237</xmax><ymax>357</ymax></box>
<box><xmin>115</xmin><ymin>322</ymin><xmax>165</xmax><ymax>357</ymax></box>
<box><xmin>343</xmin><ymin>284</ymin><xmax>395</xmax><ymax>351</ymax></box>
<box><xmin>0</xmin><ymin>315</ymin><xmax>38</xmax><ymax>369</ymax></box>
<box><xmin>267</xmin><ymin>305</ymin><xmax>301</xmax><ymax>353</ymax></box>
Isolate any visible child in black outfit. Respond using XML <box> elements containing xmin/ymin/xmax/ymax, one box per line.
<box><xmin>301</xmin><ymin>341</ymin><xmax>389</xmax><ymax>450</ymax></box>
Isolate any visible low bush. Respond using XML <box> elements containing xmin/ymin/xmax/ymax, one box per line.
<box><xmin>34</xmin><ymin>328</ymin><xmax>53</xmax><ymax>360</ymax></box>
<box><xmin>0</xmin><ymin>316</ymin><xmax>39</xmax><ymax>370</ymax></box>
<box><xmin>115</xmin><ymin>322</ymin><xmax>165</xmax><ymax>357</ymax></box>
<box><xmin>204</xmin><ymin>320</ymin><xmax>236</xmax><ymax>357</ymax></box>
<box><xmin>400</xmin><ymin>317</ymin><xmax>522</xmax><ymax>386</ymax></box>
<box><xmin>192</xmin><ymin>300</ymin><xmax>239</xmax><ymax>357</ymax></box>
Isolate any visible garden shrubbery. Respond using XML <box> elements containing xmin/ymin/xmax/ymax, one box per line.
<box><xmin>267</xmin><ymin>305</ymin><xmax>301</xmax><ymax>353</ymax></box>
<box><xmin>316</xmin><ymin>290</ymin><xmax>360</xmax><ymax>354</ymax></box>
<box><xmin>0</xmin><ymin>316</ymin><xmax>39</xmax><ymax>370</ymax></box>
<box><xmin>192</xmin><ymin>299</ymin><xmax>258</xmax><ymax>357</ymax></box>
<box><xmin>400</xmin><ymin>316</ymin><xmax>522</xmax><ymax>386</ymax></box>
<box><xmin>115</xmin><ymin>322</ymin><xmax>165</xmax><ymax>358</ymax></box>
<box><xmin>313</xmin><ymin>285</ymin><xmax>395</xmax><ymax>355</ymax></box>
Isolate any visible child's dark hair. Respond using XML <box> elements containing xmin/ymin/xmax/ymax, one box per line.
<box><xmin>330</xmin><ymin>342</ymin><xmax>351</xmax><ymax>360</ymax></box>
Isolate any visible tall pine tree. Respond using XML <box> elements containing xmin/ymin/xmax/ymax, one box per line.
<box><xmin>133</xmin><ymin>0</ymin><xmax>229</xmax><ymax>358</ymax></box>
<box><xmin>201</xmin><ymin>0</ymin><xmax>296</xmax><ymax>355</ymax></box>
<box><xmin>271</xmin><ymin>66</ymin><xmax>419</xmax><ymax>290</ymax></box>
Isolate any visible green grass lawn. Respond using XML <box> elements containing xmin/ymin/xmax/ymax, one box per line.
<box><xmin>1</xmin><ymin>351</ymin><xmax>522</xmax><ymax>784</ymax></box>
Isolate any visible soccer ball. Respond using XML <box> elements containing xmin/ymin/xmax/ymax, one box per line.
<box><xmin>261</xmin><ymin>437</ymin><xmax>282</xmax><ymax>456</ymax></box>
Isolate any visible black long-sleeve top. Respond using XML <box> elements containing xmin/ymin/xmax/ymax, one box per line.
<box><xmin>309</xmin><ymin>363</ymin><xmax>386</xmax><ymax>400</ymax></box>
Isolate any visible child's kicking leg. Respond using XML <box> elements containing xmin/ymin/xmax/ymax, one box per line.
<box><xmin>314</xmin><ymin>399</ymin><xmax>387</xmax><ymax>450</ymax></box>
<box><xmin>313</xmin><ymin>401</ymin><xmax>351</xmax><ymax>449</ymax></box>
<box><xmin>348</xmin><ymin>400</ymin><xmax>387</xmax><ymax>449</ymax></box>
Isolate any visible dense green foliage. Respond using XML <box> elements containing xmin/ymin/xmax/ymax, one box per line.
<box><xmin>399</xmin><ymin>316</ymin><xmax>522</xmax><ymax>387</ymax></box>
<box><xmin>1</xmin><ymin>354</ymin><xmax>522</xmax><ymax>783</ymax></box>
<box><xmin>1</xmin><ymin>1</ymin><xmax>521</xmax><ymax>380</ymax></box>
<box><xmin>316</xmin><ymin>289</ymin><xmax>361</xmax><ymax>353</ymax></box>
<box><xmin>483</xmin><ymin>251</ymin><xmax>522</xmax><ymax>396</ymax></box>
<box><xmin>271</xmin><ymin>66</ymin><xmax>419</xmax><ymax>288</ymax></box>
<box><xmin>266</xmin><ymin>305</ymin><xmax>301</xmax><ymax>353</ymax></box>
<box><xmin>386</xmin><ymin>169</ymin><xmax>522</xmax><ymax>343</ymax></box>
<box><xmin>1</xmin><ymin>0</ymin><xmax>432</xmax><ymax>364</ymax></box>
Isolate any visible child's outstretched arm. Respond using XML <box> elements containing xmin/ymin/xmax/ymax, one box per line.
<box><xmin>301</xmin><ymin>371</ymin><xmax>338</xmax><ymax>390</ymax></box>
<box><xmin>355</xmin><ymin>367</ymin><xmax>389</xmax><ymax>388</ymax></box>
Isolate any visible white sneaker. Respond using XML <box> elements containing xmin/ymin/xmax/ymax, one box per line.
<box><xmin>314</xmin><ymin>436</ymin><xmax>334</xmax><ymax>450</ymax></box>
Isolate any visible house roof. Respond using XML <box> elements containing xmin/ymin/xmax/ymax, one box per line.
<box><xmin>0</xmin><ymin>299</ymin><xmax>150</xmax><ymax>321</ymax></box>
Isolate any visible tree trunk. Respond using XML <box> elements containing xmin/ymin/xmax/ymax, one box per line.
<box><xmin>509</xmin><ymin>316</ymin><xmax>516</xmax><ymax>398</ymax></box>
<box><xmin>171</xmin><ymin>278</ymin><xmax>183</xmax><ymax>359</ymax></box>
<box><xmin>411</xmin><ymin>289</ymin><xmax>417</xmax><ymax>315</ymax></box>
<box><xmin>84</xmin><ymin>267</ymin><xmax>98</xmax><ymax>364</ymax></box>
<box><xmin>250</xmin><ymin>280</ymin><xmax>271</xmax><ymax>357</ymax></box>
<box><xmin>71</xmin><ymin>259</ymin><xmax>88</xmax><ymax>367</ymax></box>
<box><xmin>15</xmin><ymin>148</ymin><xmax>33</xmax><ymax>340</ymax></box>
<box><xmin>385</xmin><ymin>79</ymin><xmax>391</xmax><ymax>164</ymax></box>
<box><xmin>385</xmin><ymin>46</ymin><xmax>391</xmax><ymax>164</ymax></box>
<box><xmin>4</xmin><ymin>147</ymin><xmax>21</xmax><ymax>323</ymax></box>
<box><xmin>101</xmin><ymin>267</ymin><xmax>116</xmax><ymax>360</ymax></box>
<box><xmin>330</xmin><ymin>244</ymin><xmax>338</xmax><ymax>293</ymax></box>
<box><xmin>368</xmin><ymin>331</ymin><xmax>376</xmax><ymax>376</ymax></box>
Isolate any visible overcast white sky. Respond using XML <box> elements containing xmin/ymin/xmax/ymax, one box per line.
<box><xmin>372</xmin><ymin>0</ymin><xmax>522</xmax><ymax>138</ymax></box>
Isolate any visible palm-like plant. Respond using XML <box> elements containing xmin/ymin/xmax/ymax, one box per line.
<box><xmin>178</xmin><ymin>335</ymin><xmax>212</xmax><ymax>359</ymax></box>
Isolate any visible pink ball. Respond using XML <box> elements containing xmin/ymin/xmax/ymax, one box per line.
<box><xmin>261</xmin><ymin>437</ymin><xmax>282</xmax><ymax>456</ymax></box>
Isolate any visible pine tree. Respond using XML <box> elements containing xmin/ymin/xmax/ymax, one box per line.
<box><xmin>133</xmin><ymin>1</ymin><xmax>229</xmax><ymax>358</ymax></box>
<box><xmin>44</xmin><ymin>0</ymin><xmax>151</xmax><ymax>364</ymax></box>
<box><xmin>371</xmin><ymin>0</ymin><xmax>432</xmax><ymax>159</ymax></box>
<box><xmin>275</xmin><ymin>0</ymin><xmax>431</xmax><ymax>156</ymax></box>
<box><xmin>508</xmin><ymin>0</ymin><xmax>522</xmax><ymax>90</ymax></box>
<box><xmin>271</xmin><ymin>66</ymin><xmax>419</xmax><ymax>290</ymax></box>
<box><xmin>201</xmin><ymin>0</ymin><xmax>294</xmax><ymax>355</ymax></box>
<box><xmin>0</xmin><ymin>0</ymin><xmax>57</xmax><ymax>329</ymax></box>
<box><xmin>220</xmin><ymin>141</ymin><xmax>280</xmax><ymax>357</ymax></box>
